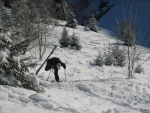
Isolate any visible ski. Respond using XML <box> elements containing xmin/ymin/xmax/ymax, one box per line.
<box><xmin>36</xmin><ymin>45</ymin><xmax>57</xmax><ymax>75</ymax></box>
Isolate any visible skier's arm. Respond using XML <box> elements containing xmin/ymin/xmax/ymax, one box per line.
<box><xmin>60</xmin><ymin>62</ymin><xmax>66</xmax><ymax>69</ymax></box>
<box><xmin>45</xmin><ymin>60</ymin><xmax>52</xmax><ymax>71</ymax></box>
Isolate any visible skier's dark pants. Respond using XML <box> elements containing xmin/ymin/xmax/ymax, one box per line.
<box><xmin>54</xmin><ymin>67</ymin><xmax>59</xmax><ymax>82</ymax></box>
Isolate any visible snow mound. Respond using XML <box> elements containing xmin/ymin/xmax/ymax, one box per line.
<box><xmin>0</xmin><ymin>92</ymin><xmax>8</xmax><ymax>101</ymax></box>
<box><xmin>76</xmin><ymin>83</ymin><xmax>92</xmax><ymax>93</ymax></box>
<box><xmin>29</xmin><ymin>93</ymin><xmax>49</xmax><ymax>102</ymax></box>
<box><xmin>19</xmin><ymin>96</ymin><xmax>32</xmax><ymax>103</ymax></box>
<box><xmin>39</xmin><ymin>102</ymin><xmax>54</xmax><ymax>110</ymax></box>
<box><xmin>25</xmin><ymin>73</ymin><xmax>40</xmax><ymax>85</ymax></box>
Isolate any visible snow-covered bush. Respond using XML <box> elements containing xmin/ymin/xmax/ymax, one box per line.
<box><xmin>0</xmin><ymin>27</ymin><xmax>42</xmax><ymax>92</ymax></box>
<box><xmin>23</xmin><ymin>73</ymin><xmax>44</xmax><ymax>92</ymax></box>
<box><xmin>112</xmin><ymin>46</ymin><xmax>126</xmax><ymax>67</ymax></box>
<box><xmin>70</xmin><ymin>32</ymin><xmax>82</xmax><ymax>50</ymax></box>
<box><xmin>93</xmin><ymin>45</ymin><xmax>126</xmax><ymax>67</ymax></box>
<box><xmin>60</xmin><ymin>29</ymin><xmax>81</xmax><ymax>50</ymax></box>
<box><xmin>135</xmin><ymin>65</ymin><xmax>144</xmax><ymax>74</ymax></box>
<box><xmin>104</xmin><ymin>53</ymin><xmax>114</xmax><ymax>66</ymax></box>
<box><xmin>66</xmin><ymin>17</ymin><xmax>78</xmax><ymax>28</ymax></box>
<box><xmin>86</xmin><ymin>14</ymin><xmax>99</xmax><ymax>32</ymax></box>
<box><xmin>25</xmin><ymin>73</ymin><xmax>39</xmax><ymax>86</ymax></box>
<box><xmin>84</xmin><ymin>25</ymin><xmax>90</xmax><ymax>31</ymax></box>
<box><xmin>95</xmin><ymin>52</ymin><xmax>104</xmax><ymax>66</ymax></box>
<box><xmin>59</xmin><ymin>27</ymin><xmax>71</xmax><ymax>47</ymax></box>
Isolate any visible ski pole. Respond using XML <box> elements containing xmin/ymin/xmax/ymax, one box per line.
<box><xmin>64</xmin><ymin>69</ymin><xmax>66</xmax><ymax>82</ymax></box>
<box><xmin>36</xmin><ymin>45</ymin><xmax>57</xmax><ymax>75</ymax></box>
<box><xmin>47</xmin><ymin>69</ymin><xmax>51</xmax><ymax>81</ymax></box>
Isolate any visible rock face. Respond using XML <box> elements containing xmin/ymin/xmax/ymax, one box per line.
<box><xmin>69</xmin><ymin>0</ymin><xmax>114</xmax><ymax>25</ymax></box>
<box><xmin>70</xmin><ymin>0</ymin><xmax>150</xmax><ymax>48</ymax></box>
<box><xmin>1</xmin><ymin>0</ymin><xmax>15</xmax><ymax>8</ymax></box>
<box><xmin>98</xmin><ymin>0</ymin><xmax>150</xmax><ymax>48</ymax></box>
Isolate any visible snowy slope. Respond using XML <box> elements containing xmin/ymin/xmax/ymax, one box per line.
<box><xmin>0</xmin><ymin>22</ymin><xmax>150</xmax><ymax>113</ymax></box>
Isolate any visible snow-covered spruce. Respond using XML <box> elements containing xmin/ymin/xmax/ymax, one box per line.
<box><xmin>85</xmin><ymin>14</ymin><xmax>99</xmax><ymax>32</ymax></box>
<box><xmin>66</xmin><ymin>17</ymin><xmax>78</xmax><ymax>28</ymax></box>
<box><xmin>0</xmin><ymin>29</ymin><xmax>43</xmax><ymax>92</ymax></box>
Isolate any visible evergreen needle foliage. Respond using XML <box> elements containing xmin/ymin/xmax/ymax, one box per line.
<box><xmin>70</xmin><ymin>32</ymin><xmax>81</xmax><ymax>50</ymax></box>
<box><xmin>0</xmin><ymin>0</ymin><xmax>46</xmax><ymax>92</ymax></box>
<box><xmin>59</xmin><ymin>27</ymin><xmax>71</xmax><ymax>47</ymax></box>
<box><xmin>95</xmin><ymin>52</ymin><xmax>104</xmax><ymax>66</ymax></box>
<box><xmin>86</xmin><ymin>14</ymin><xmax>99</xmax><ymax>32</ymax></box>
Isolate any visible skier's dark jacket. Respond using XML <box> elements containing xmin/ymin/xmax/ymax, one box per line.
<box><xmin>45</xmin><ymin>57</ymin><xmax>66</xmax><ymax>71</ymax></box>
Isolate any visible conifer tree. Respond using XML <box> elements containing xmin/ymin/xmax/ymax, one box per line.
<box><xmin>66</xmin><ymin>14</ymin><xmax>78</xmax><ymax>28</ymax></box>
<box><xmin>86</xmin><ymin>14</ymin><xmax>99</xmax><ymax>32</ymax></box>
<box><xmin>0</xmin><ymin>0</ymin><xmax>44</xmax><ymax>92</ymax></box>
<box><xmin>59</xmin><ymin>27</ymin><xmax>71</xmax><ymax>47</ymax></box>
<box><xmin>0</xmin><ymin>27</ymin><xmax>42</xmax><ymax>91</ymax></box>
<box><xmin>55</xmin><ymin>0</ymin><xmax>78</xmax><ymax>28</ymax></box>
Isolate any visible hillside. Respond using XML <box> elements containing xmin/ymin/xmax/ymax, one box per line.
<box><xmin>0</xmin><ymin>22</ymin><xmax>150</xmax><ymax>113</ymax></box>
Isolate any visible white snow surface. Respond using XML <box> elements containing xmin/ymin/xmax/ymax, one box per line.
<box><xmin>0</xmin><ymin>22</ymin><xmax>150</xmax><ymax>113</ymax></box>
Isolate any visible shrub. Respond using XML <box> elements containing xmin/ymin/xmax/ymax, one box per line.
<box><xmin>95</xmin><ymin>52</ymin><xmax>104</xmax><ymax>66</ymax></box>
<box><xmin>84</xmin><ymin>25</ymin><xmax>90</xmax><ymax>31</ymax></box>
<box><xmin>66</xmin><ymin>17</ymin><xmax>78</xmax><ymax>28</ymax></box>
<box><xmin>60</xmin><ymin>30</ymin><xmax>82</xmax><ymax>50</ymax></box>
<box><xmin>135</xmin><ymin>65</ymin><xmax>144</xmax><ymax>74</ymax></box>
<box><xmin>70</xmin><ymin>32</ymin><xmax>82</xmax><ymax>50</ymax></box>
<box><xmin>87</xmin><ymin>14</ymin><xmax>99</xmax><ymax>32</ymax></box>
<box><xmin>104</xmin><ymin>53</ymin><xmax>114</xmax><ymax>66</ymax></box>
<box><xmin>111</xmin><ymin>46</ymin><xmax>126</xmax><ymax>67</ymax></box>
<box><xmin>94</xmin><ymin>45</ymin><xmax>126</xmax><ymax>67</ymax></box>
<box><xmin>59</xmin><ymin>27</ymin><xmax>71</xmax><ymax>47</ymax></box>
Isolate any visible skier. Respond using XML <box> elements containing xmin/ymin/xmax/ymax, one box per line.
<box><xmin>45</xmin><ymin>57</ymin><xmax>66</xmax><ymax>82</ymax></box>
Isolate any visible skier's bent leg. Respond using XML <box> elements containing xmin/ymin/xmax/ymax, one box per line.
<box><xmin>54</xmin><ymin>68</ymin><xmax>59</xmax><ymax>82</ymax></box>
